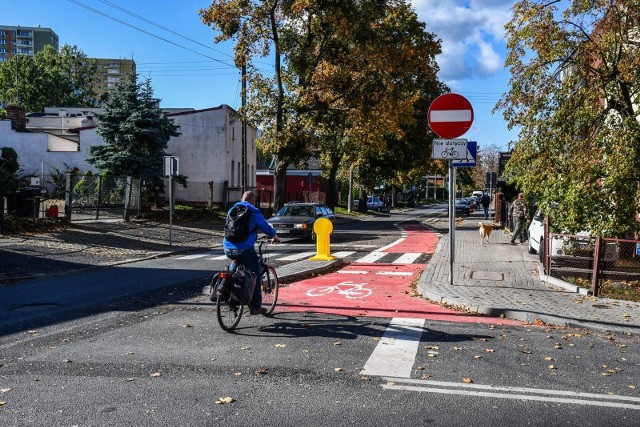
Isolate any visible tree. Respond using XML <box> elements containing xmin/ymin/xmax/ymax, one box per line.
<box><xmin>471</xmin><ymin>143</ymin><xmax>501</xmax><ymax>191</ymax></box>
<box><xmin>0</xmin><ymin>147</ymin><xmax>20</xmax><ymax>192</ymax></box>
<box><xmin>497</xmin><ymin>0</ymin><xmax>640</xmax><ymax>237</ymax></box>
<box><xmin>87</xmin><ymin>74</ymin><xmax>180</xmax><ymax>181</ymax></box>
<box><xmin>0</xmin><ymin>45</ymin><xmax>98</xmax><ymax>112</ymax></box>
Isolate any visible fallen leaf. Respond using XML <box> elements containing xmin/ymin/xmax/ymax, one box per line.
<box><xmin>215</xmin><ymin>397</ymin><xmax>235</xmax><ymax>404</ymax></box>
<box><xmin>275</xmin><ymin>344</ymin><xmax>286</xmax><ymax>348</ymax></box>
<box><xmin>182</xmin><ymin>324</ymin><xmax>192</xmax><ymax>328</ymax></box>
<box><xmin>63</xmin><ymin>359</ymin><xmax>72</xmax><ymax>363</ymax></box>
<box><xmin>255</xmin><ymin>367</ymin><xmax>268</xmax><ymax>375</ymax></box>
<box><xmin>334</xmin><ymin>368</ymin><xmax>343</xmax><ymax>372</ymax></box>
<box><xmin>548</xmin><ymin>365</ymin><xmax>557</xmax><ymax>369</ymax></box>
<box><xmin>422</xmin><ymin>373</ymin><xmax>431</xmax><ymax>379</ymax></box>
<box><xmin>150</xmin><ymin>372</ymin><xmax>161</xmax><ymax>378</ymax></box>
<box><xmin>463</xmin><ymin>378</ymin><xmax>473</xmax><ymax>383</ymax></box>
<box><xmin>372</xmin><ymin>337</ymin><xmax>381</xmax><ymax>341</ymax></box>
<box><xmin>544</xmin><ymin>357</ymin><xmax>555</xmax><ymax>361</ymax></box>
<box><xmin>0</xmin><ymin>388</ymin><xmax>11</xmax><ymax>394</ymax></box>
<box><xmin>0</xmin><ymin>401</ymin><xmax>6</xmax><ymax>406</ymax></box>
<box><xmin>425</xmin><ymin>345</ymin><xmax>440</xmax><ymax>350</ymax></box>
<box><xmin>125</xmin><ymin>378</ymin><xmax>135</xmax><ymax>382</ymax></box>
<box><xmin>233</xmin><ymin>372</ymin><xmax>242</xmax><ymax>376</ymax></box>
<box><xmin>629</xmin><ymin>385</ymin><xmax>636</xmax><ymax>389</ymax></box>
<box><xmin>474</xmin><ymin>355</ymin><xmax>483</xmax><ymax>359</ymax></box>
<box><xmin>428</xmin><ymin>353</ymin><xmax>437</xmax><ymax>358</ymax></box>
<box><xmin>520</xmin><ymin>349</ymin><xmax>532</xmax><ymax>354</ymax></box>
<box><xmin>333</xmin><ymin>341</ymin><xmax>342</xmax><ymax>346</ymax></box>
<box><xmin>27</xmin><ymin>330</ymin><xmax>37</xmax><ymax>335</ymax></box>
<box><xmin>416</xmin><ymin>366</ymin><xmax>424</xmax><ymax>370</ymax></box>
<box><xmin>484</xmin><ymin>348</ymin><xmax>495</xmax><ymax>353</ymax></box>
<box><xmin>453</xmin><ymin>346</ymin><xmax>463</xmax><ymax>351</ymax></box>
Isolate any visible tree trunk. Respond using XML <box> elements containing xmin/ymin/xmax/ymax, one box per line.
<box><xmin>273</xmin><ymin>157</ymin><xmax>287</xmax><ymax>211</ymax></box>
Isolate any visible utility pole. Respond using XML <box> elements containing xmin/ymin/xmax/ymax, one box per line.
<box><xmin>241</xmin><ymin>60</ymin><xmax>247</xmax><ymax>193</ymax></box>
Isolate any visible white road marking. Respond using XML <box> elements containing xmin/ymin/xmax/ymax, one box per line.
<box><xmin>392</xmin><ymin>253</ymin><xmax>422</xmax><ymax>264</ymax></box>
<box><xmin>360</xmin><ymin>318</ymin><xmax>425</xmax><ymax>378</ymax></box>
<box><xmin>337</xmin><ymin>270</ymin><xmax>369</xmax><ymax>275</ymax></box>
<box><xmin>332</xmin><ymin>251</ymin><xmax>356</xmax><ymax>258</ymax></box>
<box><xmin>355</xmin><ymin>251</ymin><xmax>388</xmax><ymax>263</ymax></box>
<box><xmin>381</xmin><ymin>378</ymin><xmax>640</xmax><ymax>410</ymax></box>
<box><xmin>377</xmin><ymin>238</ymin><xmax>405</xmax><ymax>252</ymax></box>
<box><xmin>377</xmin><ymin>271</ymin><xmax>413</xmax><ymax>276</ymax></box>
<box><xmin>176</xmin><ymin>252</ymin><xmax>213</xmax><ymax>260</ymax></box>
<box><xmin>277</xmin><ymin>251</ymin><xmax>317</xmax><ymax>261</ymax></box>
<box><xmin>210</xmin><ymin>255</ymin><xmax>228</xmax><ymax>260</ymax></box>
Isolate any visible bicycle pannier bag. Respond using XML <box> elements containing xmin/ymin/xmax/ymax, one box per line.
<box><xmin>224</xmin><ymin>204</ymin><xmax>253</xmax><ymax>243</ymax></box>
<box><xmin>228</xmin><ymin>268</ymin><xmax>257</xmax><ymax>304</ymax></box>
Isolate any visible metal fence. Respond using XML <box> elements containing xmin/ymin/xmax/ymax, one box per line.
<box><xmin>546</xmin><ymin>233</ymin><xmax>640</xmax><ymax>299</ymax></box>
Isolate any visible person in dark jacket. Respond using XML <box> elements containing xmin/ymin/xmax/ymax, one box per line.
<box><xmin>480</xmin><ymin>193</ymin><xmax>491</xmax><ymax>220</ymax></box>
<box><xmin>509</xmin><ymin>193</ymin><xmax>528</xmax><ymax>245</ymax></box>
<box><xmin>223</xmin><ymin>191</ymin><xmax>280</xmax><ymax>315</ymax></box>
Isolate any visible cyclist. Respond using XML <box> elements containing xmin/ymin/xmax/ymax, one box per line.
<box><xmin>223</xmin><ymin>191</ymin><xmax>281</xmax><ymax>315</ymax></box>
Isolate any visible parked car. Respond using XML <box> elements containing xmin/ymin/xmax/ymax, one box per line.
<box><xmin>352</xmin><ymin>196</ymin><xmax>387</xmax><ymax>212</ymax></box>
<box><xmin>267</xmin><ymin>202</ymin><xmax>335</xmax><ymax>241</ymax></box>
<box><xmin>447</xmin><ymin>198</ymin><xmax>471</xmax><ymax>216</ymax></box>
<box><xmin>528</xmin><ymin>208</ymin><xmax>618</xmax><ymax>264</ymax></box>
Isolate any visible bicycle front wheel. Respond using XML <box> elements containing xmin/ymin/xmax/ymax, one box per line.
<box><xmin>217</xmin><ymin>291</ymin><xmax>244</xmax><ymax>332</ymax></box>
<box><xmin>261</xmin><ymin>265</ymin><xmax>279</xmax><ymax>315</ymax></box>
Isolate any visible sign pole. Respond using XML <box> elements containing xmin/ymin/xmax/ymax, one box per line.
<box><xmin>448</xmin><ymin>160</ymin><xmax>455</xmax><ymax>286</ymax></box>
<box><xmin>169</xmin><ymin>174</ymin><xmax>173</xmax><ymax>247</ymax></box>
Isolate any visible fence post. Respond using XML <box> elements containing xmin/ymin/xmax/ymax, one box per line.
<box><xmin>591</xmin><ymin>236</ymin><xmax>603</xmax><ymax>296</ymax></box>
<box><xmin>124</xmin><ymin>176</ymin><xmax>132</xmax><ymax>221</ymax></box>
<box><xmin>208</xmin><ymin>181</ymin><xmax>213</xmax><ymax>208</ymax></box>
<box><xmin>65</xmin><ymin>173</ymin><xmax>73</xmax><ymax>221</ymax></box>
<box><xmin>544</xmin><ymin>215</ymin><xmax>550</xmax><ymax>274</ymax></box>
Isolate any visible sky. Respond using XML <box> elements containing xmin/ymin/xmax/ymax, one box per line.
<box><xmin>4</xmin><ymin>0</ymin><xmax>519</xmax><ymax>150</ymax></box>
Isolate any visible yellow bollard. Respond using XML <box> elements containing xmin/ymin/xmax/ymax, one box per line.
<box><xmin>309</xmin><ymin>218</ymin><xmax>336</xmax><ymax>261</ymax></box>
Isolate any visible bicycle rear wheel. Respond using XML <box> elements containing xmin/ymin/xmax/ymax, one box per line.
<box><xmin>216</xmin><ymin>288</ymin><xmax>244</xmax><ymax>332</ymax></box>
<box><xmin>261</xmin><ymin>265</ymin><xmax>279</xmax><ymax>315</ymax></box>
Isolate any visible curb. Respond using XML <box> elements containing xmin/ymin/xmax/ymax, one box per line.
<box><xmin>537</xmin><ymin>266</ymin><xmax>590</xmax><ymax>295</ymax></box>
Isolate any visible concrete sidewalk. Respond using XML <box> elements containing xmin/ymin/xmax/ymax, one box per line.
<box><xmin>417</xmin><ymin>221</ymin><xmax>640</xmax><ymax>334</ymax></box>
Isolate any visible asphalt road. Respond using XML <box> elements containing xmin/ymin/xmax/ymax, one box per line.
<box><xmin>2</xmin><ymin>207</ymin><xmax>638</xmax><ymax>425</ymax></box>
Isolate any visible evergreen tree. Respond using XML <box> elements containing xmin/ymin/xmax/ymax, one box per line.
<box><xmin>0</xmin><ymin>147</ymin><xmax>20</xmax><ymax>192</ymax></box>
<box><xmin>87</xmin><ymin>74</ymin><xmax>180</xmax><ymax>181</ymax></box>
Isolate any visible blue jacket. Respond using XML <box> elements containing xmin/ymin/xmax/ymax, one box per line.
<box><xmin>223</xmin><ymin>201</ymin><xmax>277</xmax><ymax>250</ymax></box>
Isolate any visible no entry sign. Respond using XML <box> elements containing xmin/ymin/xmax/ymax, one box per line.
<box><xmin>428</xmin><ymin>93</ymin><xmax>474</xmax><ymax>139</ymax></box>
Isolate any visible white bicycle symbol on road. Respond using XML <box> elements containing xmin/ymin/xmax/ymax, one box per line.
<box><xmin>306</xmin><ymin>281</ymin><xmax>372</xmax><ymax>299</ymax></box>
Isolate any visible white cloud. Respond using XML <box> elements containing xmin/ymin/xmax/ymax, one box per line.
<box><xmin>410</xmin><ymin>0</ymin><xmax>516</xmax><ymax>82</ymax></box>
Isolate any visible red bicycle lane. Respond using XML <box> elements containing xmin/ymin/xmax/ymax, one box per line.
<box><xmin>277</xmin><ymin>223</ymin><xmax>522</xmax><ymax>325</ymax></box>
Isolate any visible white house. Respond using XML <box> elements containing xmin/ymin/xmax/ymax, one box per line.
<box><xmin>0</xmin><ymin>104</ymin><xmax>255</xmax><ymax>204</ymax></box>
<box><xmin>163</xmin><ymin>105</ymin><xmax>256</xmax><ymax>204</ymax></box>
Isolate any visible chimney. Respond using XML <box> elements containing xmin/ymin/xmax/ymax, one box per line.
<box><xmin>6</xmin><ymin>106</ymin><xmax>27</xmax><ymax>132</ymax></box>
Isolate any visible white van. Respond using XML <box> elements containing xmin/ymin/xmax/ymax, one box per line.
<box><xmin>472</xmin><ymin>190</ymin><xmax>484</xmax><ymax>199</ymax></box>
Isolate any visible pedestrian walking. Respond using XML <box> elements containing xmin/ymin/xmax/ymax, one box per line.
<box><xmin>509</xmin><ymin>193</ymin><xmax>528</xmax><ymax>245</ymax></box>
<box><xmin>480</xmin><ymin>192</ymin><xmax>491</xmax><ymax>220</ymax></box>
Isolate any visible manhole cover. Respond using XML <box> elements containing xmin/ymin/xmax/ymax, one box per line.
<box><xmin>471</xmin><ymin>271</ymin><xmax>504</xmax><ymax>281</ymax></box>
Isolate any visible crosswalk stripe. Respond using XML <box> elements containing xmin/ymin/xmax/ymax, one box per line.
<box><xmin>360</xmin><ymin>317</ymin><xmax>425</xmax><ymax>378</ymax></box>
<box><xmin>392</xmin><ymin>253</ymin><xmax>422</xmax><ymax>264</ymax></box>
<box><xmin>177</xmin><ymin>252</ymin><xmax>213</xmax><ymax>260</ymax></box>
<box><xmin>355</xmin><ymin>251</ymin><xmax>388</xmax><ymax>263</ymax></box>
<box><xmin>332</xmin><ymin>251</ymin><xmax>356</xmax><ymax>258</ymax></box>
<box><xmin>210</xmin><ymin>255</ymin><xmax>228</xmax><ymax>260</ymax></box>
<box><xmin>277</xmin><ymin>251</ymin><xmax>317</xmax><ymax>261</ymax></box>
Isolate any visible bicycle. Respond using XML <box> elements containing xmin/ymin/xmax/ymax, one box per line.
<box><xmin>212</xmin><ymin>238</ymin><xmax>279</xmax><ymax>332</ymax></box>
<box><xmin>441</xmin><ymin>147</ymin><xmax>459</xmax><ymax>158</ymax></box>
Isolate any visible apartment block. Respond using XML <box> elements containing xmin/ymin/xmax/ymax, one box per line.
<box><xmin>0</xmin><ymin>25</ymin><xmax>59</xmax><ymax>61</ymax></box>
<box><xmin>92</xmin><ymin>58</ymin><xmax>137</xmax><ymax>97</ymax></box>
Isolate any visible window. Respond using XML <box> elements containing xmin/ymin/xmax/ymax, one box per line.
<box><xmin>0</xmin><ymin>49</ymin><xmax>5</xmax><ymax>53</ymax></box>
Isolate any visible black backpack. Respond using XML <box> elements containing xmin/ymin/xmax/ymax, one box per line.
<box><xmin>224</xmin><ymin>204</ymin><xmax>254</xmax><ymax>243</ymax></box>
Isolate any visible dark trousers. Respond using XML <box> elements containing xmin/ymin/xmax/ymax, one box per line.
<box><xmin>225</xmin><ymin>248</ymin><xmax>262</xmax><ymax>309</ymax></box>
<box><xmin>511</xmin><ymin>217</ymin><xmax>527</xmax><ymax>243</ymax></box>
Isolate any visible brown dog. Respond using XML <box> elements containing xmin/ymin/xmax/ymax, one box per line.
<box><xmin>478</xmin><ymin>222</ymin><xmax>493</xmax><ymax>244</ymax></box>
